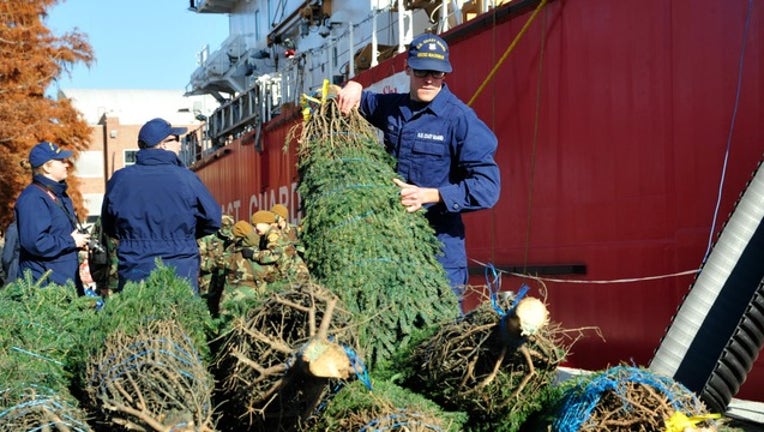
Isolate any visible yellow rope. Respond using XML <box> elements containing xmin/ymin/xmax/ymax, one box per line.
<box><xmin>300</xmin><ymin>79</ymin><xmax>331</xmax><ymax>121</ymax></box>
<box><xmin>467</xmin><ymin>0</ymin><xmax>549</xmax><ymax>107</ymax></box>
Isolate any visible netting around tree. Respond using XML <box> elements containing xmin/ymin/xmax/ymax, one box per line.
<box><xmin>0</xmin><ymin>276</ymin><xmax>97</xmax><ymax>431</ymax></box>
<box><xmin>551</xmin><ymin>365</ymin><xmax>718</xmax><ymax>432</ymax></box>
<box><xmin>0</xmin><ymin>386</ymin><xmax>92</xmax><ymax>432</ymax></box>
<box><xmin>292</xmin><ymin>92</ymin><xmax>459</xmax><ymax>370</ymax></box>
<box><xmin>76</xmin><ymin>265</ymin><xmax>216</xmax><ymax>431</ymax></box>
<box><xmin>401</xmin><ymin>295</ymin><xmax>567</xmax><ymax>432</ymax></box>
<box><xmin>212</xmin><ymin>280</ymin><xmax>359</xmax><ymax>431</ymax></box>
<box><xmin>307</xmin><ymin>378</ymin><xmax>468</xmax><ymax>432</ymax></box>
<box><xmin>86</xmin><ymin>319</ymin><xmax>215</xmax><ymax>431</ymax></box>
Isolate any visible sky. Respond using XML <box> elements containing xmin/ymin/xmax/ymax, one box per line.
<box><xmin>45</xmin><ymin>0</ymin><xmax>230</xmax><ymax>93</ymax></box>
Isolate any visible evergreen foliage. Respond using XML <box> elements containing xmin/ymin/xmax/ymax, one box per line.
<box><xmin>0</xmin><ymin>275</ymin><xmax>97</xmax><ymax>430</ymax></box>
<box><xmin>293</xmin><ymin>97</ymin><xmax>459</xmax><ymax>370</ymax></box>
<box><xmin>77</xmin><ymin>264</ymin><xmax>216</xmax><ymax>431</ymax></box>
<box><xmin>79</xmin><ymin>263</ymin><xmax>215</xmax><ymax>362</ymax></box>
<box><xmin>307</xmin><ymin>378</ymin><xmax>468</xmax><ymax>432</ymax></box>
<box><xmin>0</xmin><ymin>275</ymin><xmax>97</xmax><ymax>391</ymax></box>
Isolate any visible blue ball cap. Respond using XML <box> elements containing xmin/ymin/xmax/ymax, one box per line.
<box><xmin>407</xmin><ymin>33</ymin><xmax>452</xmax><ymax>73</ymax></box>
<box><xmin>29</xmin><ymin>141</ymin><xmax>73</xmax><ymax>168</ymax></box>
<box><xmin>138</xmin><ymin>118</ymin><xmax>188</xmax><ymax>148</ymax></box>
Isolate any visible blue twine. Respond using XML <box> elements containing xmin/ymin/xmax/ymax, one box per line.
<box><xmin>0</xmin><ymin>392</ymin><xmax>90</xmax><ymax>432</ymax></box>
<box><xmin>485</xmin><ymin>263</ymin><xmax>504</xmax><ymax>315</ymax></box>
<box><xmin>485</xmin><ymin>257</ymin><xmax>530</xmax><ymax>316</ymax></box>
<box><xmin>553</xmin><ymin>366</ymin><xmax>705</xmax><ymax>432</ymax></box>
<box><xmin>319</xmin><ymin>183</ymin><xmax>385</xmax><ymax>198</ymax></box>
<box><xmin>330</xmin><ymin>210</ymin><xmax>375</xmax><ymax>231</ymax></box>
<box><xmin>338</xmin><ymin>157</ymin><xmax>375</xmax><ymax>163</ymax></box>
<box><xmin>91</xmin><ymin>337</ymin><xmax>202</xmax><ymax>392</ymax></box>
<box><xmin>359</xmin><ymin>411</ymin><xmax>443</xmax><ymax>432</ymax></box>
<box><xmin>28</xmin><ymin>421</ymin><xmax>90</xmax><ymax>432</ymax></box>
<box><xmin>343</xmin><ymin>345</ymin><xmax>372</xmax><ymax>391</ymax></box>
<box><xmin>312</xmin><ymin>379</ymin><xmax>346</xmax><ymax>418</ymax></box>
<box><xmin>84</xmin><ymin>288</ymin><xmax>106</xmax><ymax>310</ymax></box>
<box><xmin>497</xmin><ymin>284</ymin><xmax>529</xmax><ymax>345</ymax></box>
<box><xmin>508</xmin><ymin>284</ymin><xmax>530</xmax><ymax>315</ymax></box>
<box><xmin>10</xmin><ymin>347</ymin><xmax>64</xmax><ymax>366</ymax></box>
<box><xmin>350</xmin><ymin>257</ymin><xmax>396</xmax><ymax>267</ymax></box>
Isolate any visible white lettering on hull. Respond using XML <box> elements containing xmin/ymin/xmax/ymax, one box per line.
<box><xmin>221</xmin><ymin>181</ymin><xmax>301</xmax><ymax>223</ymax></box>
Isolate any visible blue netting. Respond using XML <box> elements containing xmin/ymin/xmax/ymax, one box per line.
<box><xmin>0</xmin><ymin>386</ymin><xmax>92</xmax><ymax>431</ymax></box>
<box><xmin>553</xmin><ymin>366</ymin><xmax>706</xmax><ymax>432</ymax></box>
<box><xmin>359</xmin><ymin>410</ymin><xmax>443</xmax><ymax>432</ymax></box>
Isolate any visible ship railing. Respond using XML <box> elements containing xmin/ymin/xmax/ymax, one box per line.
<box><xmin>179</xmin><ymin>124</ymin><xmax>205</xmax><ymax>167</ymax></box>
<box><xmin>199</xmin><ymin>0</ymin><xmax>487</xmax><ymax>147</ymax></box>
<box><xmin>206</xmin><ymin>73</ymin><xmax>282</xmax><ymax>147</ymax></box>
<box><xmin>276</xmin><ymin>4</ymin><xmax>416</xmax><ymax>98</ymax></box>
<box><xmin>274</xmin><ymin>0</ymin><xmax>477</xmax><ymax>95</ymax></box>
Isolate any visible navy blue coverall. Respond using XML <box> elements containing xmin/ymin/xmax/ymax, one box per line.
<box><xmin>15</xmin><ymin>175</ymin><xmax>83</xmax><ymax>290</ymax></box>
<box><xmin>359</xmin><ymin>83</ymin><xmax>501</xmax><ymax>289</ymax></box>
<box><xmin>101</xmin><ymin>149</ymin><xmax>221</xmax><ymax>291</ymax></box>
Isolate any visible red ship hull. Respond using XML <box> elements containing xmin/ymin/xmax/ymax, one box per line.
<box><xmin>195</xmin><ymin>0</ymin><xmax>764</xmax><ymax>401</ymax></box>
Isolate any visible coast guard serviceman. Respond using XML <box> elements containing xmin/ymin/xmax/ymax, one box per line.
<box><xmin>14</xmin><ymin>142</ymin><xmax>89</xmax><ymax>291</ymax></box>
<box><xmin>337</xmin><ymin>33</ymin><xmax>501</xmax><ymax>300</ymax></box>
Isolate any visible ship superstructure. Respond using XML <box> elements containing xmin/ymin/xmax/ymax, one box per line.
<box><xmin>183</xmin><ymin>0</ymin><xmax>500</xmax><ymax>160</ymax></box>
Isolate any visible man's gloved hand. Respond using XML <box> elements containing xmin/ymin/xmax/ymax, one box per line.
<box><xmin>243</xmin><ymin>232</ymin><xmax>260</xmax><ymax>248</ymax></box>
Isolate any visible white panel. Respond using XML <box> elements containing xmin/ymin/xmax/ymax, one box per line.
<box><xmin>650</xmin><ymin>164</ymin><xmax>764</xmax><ymax>376</ymax></box>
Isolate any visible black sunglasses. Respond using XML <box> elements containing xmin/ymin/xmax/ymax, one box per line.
<box><xmin>412</xmin><ymin>69</ymin><xmax>446</xmax><ymax>79</ymax></box>
<box><xmin>162</xmin><ymin>135</ymin><xmax>180</xmax><ymax>143</ymax></box>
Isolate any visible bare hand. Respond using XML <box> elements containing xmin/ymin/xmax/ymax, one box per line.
<box><xmin>393</xmin><ymin>178</ymin><xmax>440</xmax><ymax>212</ymax></box>
<box><xmin>336</xmin><ymin>81</ymin><xmax>363</xmax><ymax>115</ymax></box>
<box><xmin>71</xmin><ymin>229</ymin><xmax>90</xmax><ymax>249</ymax></box>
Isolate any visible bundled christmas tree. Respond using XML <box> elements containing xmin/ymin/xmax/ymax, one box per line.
<box><xmin>292</xmin><ymin>85</ymin><xmax>459</xmax><ymax>370</ymax></box>
<box><xmin>400</xmin><ymin>287</ymin><xmax>567</xmax><ymax>432</ymax></box>
<box><xmin>80</xmin><ymin>264</ymin><xmax>216</xmax><ymax>431</ymax></box>
<box><xmin>0</xmin><ymin>276</ymin><xmax>97</xmax><ymax>431</ymax></box>
<box><xmin>547</xmin><ymin>366</ymin><xmax>720</xmax><ymax>432</ymax></box>
<box><xmin>212</xmin><ymin>280</ymin><xmax>358</xmax><ymax>432</ymax></box>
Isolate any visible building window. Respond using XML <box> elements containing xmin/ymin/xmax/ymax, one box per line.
<box><xmin>124</xmin><ymin>149</ymin><xmax>139</xmax><ymax>166</ymax></box>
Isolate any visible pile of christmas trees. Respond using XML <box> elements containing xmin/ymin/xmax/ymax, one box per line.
<box><xmin>0</xmin><ymin>83</ymin><xmax>726</xmax><ymax>432</ymax></box>
<box><xmin>290</xmin><ymin>88</ymin><xmax>569</xmax><ymax>431</ymax></box>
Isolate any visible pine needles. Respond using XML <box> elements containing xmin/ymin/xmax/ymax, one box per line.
<box><xmin>294</xmin><ymin>98</ymin><xmax>459</xmax><ymax>370</ymax></box>
<box><xmin>0</xmin><ymin>277</ymin><xmax>96</xmax><ymax>431</ymax></box>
